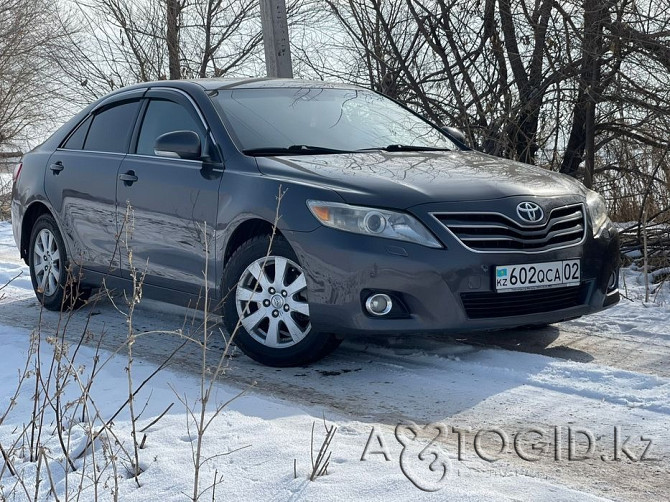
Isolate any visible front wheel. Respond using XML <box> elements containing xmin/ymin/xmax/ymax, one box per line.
<box><xmin>222</xmin><ymin>236</ymin><xmax>341</xmax><ymax>366</ymax></box>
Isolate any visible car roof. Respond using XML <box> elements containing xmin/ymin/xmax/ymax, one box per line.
<box><xmin>121</xmin><ymin>78</ymin><xmax>364</xmax><ymax>93</ymax></box>
<box><xmin>197</xmin><ymin>77</ymin><xmax>363</xmax><ymax>91</ymax></box>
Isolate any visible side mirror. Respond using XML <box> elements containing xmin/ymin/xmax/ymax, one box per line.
<box><xmin>441</xmin><ymin>126</ymin><xmax>468</xmax><ymax>146</ymax></box>
<box><xmin>154</xmin><ymin>130</ymin><xmax>201</xmax><ymax>160</ymax></box>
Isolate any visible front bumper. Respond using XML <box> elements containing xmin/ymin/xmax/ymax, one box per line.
<box><xmin>286</xmin><ymin>215</ymin><xmax>620</xmax><ymax>337</ymax></box>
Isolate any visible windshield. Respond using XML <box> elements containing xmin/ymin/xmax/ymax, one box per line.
<box><xmin>210</xmin><ymin>87</ymin><xmax>457</xmax><ymax>154</ymax></box>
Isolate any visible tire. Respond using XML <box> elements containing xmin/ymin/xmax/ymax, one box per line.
<box><xmin>222</xmin><ymin>235</ymin><xmax>341</xmax><ymax>367</ymax></box>
<box><xmin>28</xmin><ymin>214</ymin><xmax>90</xmax><ymax>311</ymax></box>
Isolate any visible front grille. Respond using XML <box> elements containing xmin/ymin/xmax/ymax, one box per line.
<box><xmin>434</xmin><ymin>204</ymin><xmax>585</xmax><ymax>252</ymax></box>
<box><xmin>460</xmin><ymin>285</ymin><xmax>587</xmax><ymax>319</ymax></box>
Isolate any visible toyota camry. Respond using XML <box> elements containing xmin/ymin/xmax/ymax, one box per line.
<box><xmin>11</xmin><ymin>79</ymin><xmax>620</xmax><ymax>366</ymax></box>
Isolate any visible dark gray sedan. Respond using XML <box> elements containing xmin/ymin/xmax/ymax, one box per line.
<box><xmin>11</xmin><ymin>79</ymin><xmax>620</xmax><ymax>366</ymax></box>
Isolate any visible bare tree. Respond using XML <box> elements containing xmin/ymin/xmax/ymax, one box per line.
<box><xmin>313</xmin><ymin>0</ymin><xmax>670</xmax><ymax>227</ymax></box>
<box><xmin>6</xmin><ymin>0</ymin><xmax>669</xmax><ymax>229</ymax></box>
<box><xmin>317</xmin><ymin>0</ymin><xmax>574</xmax><ymax>160</ymax></box>
<box><xmin>0</xmin><ymin>0</ymin><xmax>74</xmax><ymax>150</ymax></box>
<box><xmin>54</xmin><ymin>0</ymin><xmax>264</xmax><ymax>100</ymax></box>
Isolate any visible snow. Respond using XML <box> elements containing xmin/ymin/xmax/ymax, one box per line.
<box><xmin>0</xmin><ymin>172</ymin><xmax>11</xmax><ymax>189</ymax></box>
<box><xmin>0</xmin><ymin>220</ymin><xmax>669</xmax><ymax>501</ymax></box>
<box><xmin>1</xmin><ymin>326</ymin><xmax>617</xmax><ymax>502</ymax></box>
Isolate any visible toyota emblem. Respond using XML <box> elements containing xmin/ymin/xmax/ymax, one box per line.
<box><xmin>516</xmin><ymin>201</ymin><xmax>544</xmax><ymax>222</ymax></box>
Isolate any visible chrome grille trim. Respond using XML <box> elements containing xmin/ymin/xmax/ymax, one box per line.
<box><xmin>431</xmin><ymin>203</ymin><xmax>586</xmax><ymax>253</ymax></box>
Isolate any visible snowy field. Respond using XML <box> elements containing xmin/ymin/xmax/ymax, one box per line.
<box><xmin>0</xmin><ymin>220</ymin><xmax>669</xmax><ymax>501</ymax></box>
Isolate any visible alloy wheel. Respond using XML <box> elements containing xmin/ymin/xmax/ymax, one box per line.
<box><xmin>33</xmin><ymin>228</ymin><xmax>62</xmax><ymax>297</ymax></box>
<box><xmin>235</xmin><ymin>256</ymin><xmax>311</xmax><ymax>348</ymax></box>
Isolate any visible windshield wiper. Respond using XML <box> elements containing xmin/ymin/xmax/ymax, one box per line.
<box><xmin>243</xmin><ymin>145</ymin><xmax>356</xmax><ymax>156</ymax></box>
<box><xmin>360</xmin><ymin>144</ymin><xmax>452</xmax><ymax>152</ymax></box>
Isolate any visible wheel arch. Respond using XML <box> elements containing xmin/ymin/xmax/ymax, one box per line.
<box><xmin>20</xmin><ymin>201</ymin><xmax>53</xmax><ymax>263</ymax></box>
<box><xmin>223</xmin><ymin>218</ymin><xmax>286</xmax><ymax>265</ymax></box>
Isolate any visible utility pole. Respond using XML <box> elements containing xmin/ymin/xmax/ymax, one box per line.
<box><xmin>260</xmin><ymin>0</ymin><xmax>293</xmax><ymax>78</ymax></box>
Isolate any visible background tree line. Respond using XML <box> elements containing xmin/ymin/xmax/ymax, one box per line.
<box><xmin>2</xmin><ymin>0</ymin><xmax>669</xmax><ymax>234</ymax></box>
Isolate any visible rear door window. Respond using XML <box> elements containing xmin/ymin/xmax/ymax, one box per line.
<box><xmin>84</xmin><ymin>100</ymin><xmax>141</xmax><ymax>153</ymax></box>
<box><xmin>62</xmin><ymin>116</ymin><xmax>92</xmax><ymax>150</ymax></box>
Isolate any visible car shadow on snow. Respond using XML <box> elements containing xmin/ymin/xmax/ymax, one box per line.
<box><xmin>454</xmin><ymin>325</ymin><xmax>596</xmax><ymax>363</ymax></box>
<box><xmin>1</xmin><ymin>293</ymin><xmax>595</xmax><ymax>426</ymax></box>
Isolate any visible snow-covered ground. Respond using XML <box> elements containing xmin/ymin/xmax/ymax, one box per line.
<box><xmin>1</xmin><ymin>221</ymin><xmax>669</xmax><ymax>501</ymax></box>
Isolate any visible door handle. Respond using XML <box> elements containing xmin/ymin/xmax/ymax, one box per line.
<box><xmin>119</xmin><ymin>171</ymin><xmax>138</xmax><ymax>185</ymax></box>
<box><xmin>49</xmin><ymin>162</ymin><xmax>64</xmax><ymax>174</ymax></box>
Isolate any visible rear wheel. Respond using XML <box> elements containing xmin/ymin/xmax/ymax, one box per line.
<box><xmin>28</xmin><ymin>214</ymin><xmax>90</xmax><ymax>310</ymax></box>
<box><xmin>222</xmin><ymin>236</ymin><xmax>341</xmax><ymax>366</ymax></box>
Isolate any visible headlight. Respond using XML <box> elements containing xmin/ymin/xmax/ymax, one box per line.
<box><xmin>307</xmin><ymin>200</ymin><xmax>442</xmax><ymax>248</ymax></box>
<box><xmin>586</xmin><ymin>190</ymin><xmax>610</xmax><ymax>235</ymax></box>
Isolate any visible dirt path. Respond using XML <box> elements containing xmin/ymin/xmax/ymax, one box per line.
<box><xmin>1</xmin><ymin>291</ymin><xmax>668</xmax><ymax>501</ymax></box>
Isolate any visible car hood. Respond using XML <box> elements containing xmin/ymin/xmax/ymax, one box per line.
<box><xmin>255</xmin><ymin>150</ymin><xmax>585</xmax><ymax>208</ymax></box>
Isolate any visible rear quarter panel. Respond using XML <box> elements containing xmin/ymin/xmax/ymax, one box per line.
<box><xmin>11</xmin><ymin>151</ymin><xmax>54</xmax><ymax>258</ymax></box>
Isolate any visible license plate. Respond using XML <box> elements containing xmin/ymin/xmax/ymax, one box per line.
<box><xmin>495</xmin><ymin>260</ymin><xmax>580</xmax><ymax>292</ymax></box>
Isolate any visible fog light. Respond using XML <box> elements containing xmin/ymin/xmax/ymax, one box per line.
<box><xmin>365</xmin><ymin>293</ymin><xmax>393</xmax><ymax>316</ymax></box>
<box><xmin>607</xmin><ymin>270</ymin><xmax>618</xmax><ymax>291</ymax></box>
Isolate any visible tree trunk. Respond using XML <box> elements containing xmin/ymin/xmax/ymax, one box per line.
<box><xmin>498</xmin><ymin>0</ymin><xmax>552</xmax><ymax>164</ymax></box>
<box><xmin>166</xmin><ymin>0</ymin><xmax>181</xmax><ymax>79</ymax></box>
<box><xmin>560</xmin><ymin>0</ymin><xmax>610</xmax><ymax>181</ymax></box>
